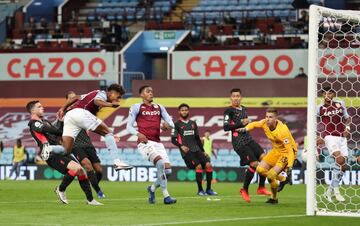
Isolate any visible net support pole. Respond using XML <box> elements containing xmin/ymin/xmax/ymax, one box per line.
<box><xmin>306</xmin><ymin>4</ymin><xmax>319</xmax><ymax>216</ymax></box>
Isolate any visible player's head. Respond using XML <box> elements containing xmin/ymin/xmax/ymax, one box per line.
<box><xmin>178</xmin><ymin>103</ymin><xmax>190</xmax><ymax>119</ymax></box>
<box><xmin>265</xmin><ymin>108</ymin><xmax>278</xmax><ymax>128</ymax></box>
<box><xmin>139</xmin><ymin>85</ymin><xmax>153</xmax><ymax>103</ymax></box>
<box><xmin>107</xmin><ymin>84</ymin><xmax>125</xmax><ymax>102</ymax></box>
<box><xmin>204</xmin><ymin>129</ymin><xmax>211</xmax><ymax>138</ymax></box>
<box><xmin>16</xmin><ymin>138</ymin><xmax>22</xmax><ymax>147</ymax></box>
<box><xmin>66</xmin><ymin>91</ymin><xmax>76</xmax><ymax>100</ymax></box>
<box><xmin>230</xmin><ymin>88</ymin><xmax>242</xmax><ymax>107</ymax></box>
<box><xmin>321</xmin><ymin>86</ymin><xmax>335</xmax><ymax>103</ymax></box>
<box><xmin>26</xmin><ymin>100</ymin><xmax>44</xmax><ymax>117</ymax></box>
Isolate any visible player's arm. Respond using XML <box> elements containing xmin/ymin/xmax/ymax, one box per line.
<box><xmin>171</xmin><ymin>123</ymin><xmax>189</xmax><ymax>153</ymax></box>
<box><xmin>31</xmin><ymin>121</ymin><xmax>62</xmax><ymax>136</ymax></box>
<box><xmin>279</xmin><ymin>128</ymin><xmax>296</xmax><ymax>168</ymax></box>
<box><xmin>237</xmin><ymin>119</ymin><xmax>265</xmax><ymax>133</ymax></box>
<box><xmin>94</xmin><ymin>91</ymin><xmax>119</xmax><ymax>108</ymax></box>
<box><xmin>194</xmin><ymin>122</ymin><xmax>205</xmax><ymax>152</ymax></box>
<box><xmin>342</xmin><ymin>102</ymin><xmax>351</xmax><ymax>135</ymax></box>
<box><xmin>57</xmin><ymin>94</ymin><xmax>81</xmax><ymax>118</ymax></box>
<box><xmin>160</xmin><ymin>105</ymin><xmax>175</xmax><ymax>129</ymax></box>
<box><xmin>223</xmin><ymin>109</ymin><xmax>245</xmax><ymax>131</ymax></box>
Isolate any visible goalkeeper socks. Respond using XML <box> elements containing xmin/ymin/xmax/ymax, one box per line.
<box><xmin>331</xmin><ymin>165</ymin><xmax>344</xmax><ymax>188</ymax></box>
<box><xmin>59</xmin><ymin>172</ymin><xmax>75</xmax><ymax>192</ymax></box>
<box><xmin>104</xmin><ymin>133</ymin><xmax>120</xmax><ymax>161</ymax></box>
<box><xmin>206</xmin><ymin>168</ymin><xmax>213</xmax><ymax>190</ymax></box>
<box><xmin>87</xmin><ymin>171</ymin><xmax>101</xmax><ymax>193</ymax></box>
<box><xmin>196</xmin><ymin>169</ymin><xmax>204</xmax><ymax>191</ymax></box>
<box><xmin>78</xmin><ymin>174</ymin><xmax>93</xmax><ymax>202</ymax></box>
<box><xmin>155</xmin><ymin>159</ymin><xmax>170</xmax><ymax>198</ymax></box>
<box><xmin>259</xmin><ymin>175</ymin><xmax>266</xmax><ymax>187</ymax></box>
<box><xmin>243</xmin><ymin>166</ymin><xmax>256</xmax><ymax>191</ymax></box>
<box><xmin>96</xmin><ymin>171</ymin><xmax>103</xmax><ymax>182</ymax></box>
<box><xmin>269</xmin><ymin>179</ymin><xmax>278</xmax><ymax>200</ymax></box>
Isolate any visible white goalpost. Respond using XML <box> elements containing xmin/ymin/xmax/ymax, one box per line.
<box><xmin>307</xmin><ymin>5</ymin><xmax>360</xmax><ymax>217</ymax></box>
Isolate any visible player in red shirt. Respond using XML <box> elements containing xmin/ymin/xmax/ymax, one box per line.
<box><xmin>317</xmin><ymin>86</ymin><xmax>351</xmax><ymax>202</ymax></box>
<box><xmin>57</xmin><ymin>84</ymin><xmax>132</xmax><ymax>171</ymax></box>
<box><xmin>126</xmin><ymin>85</ymin><xmax>176</xmax><ymax>205</ymax></box>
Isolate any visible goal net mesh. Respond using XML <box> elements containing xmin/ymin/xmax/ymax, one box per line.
<box><xmin>308</xmin><ymin>5</ymin><xmax>360</xmax><ymax>216</ymax></box>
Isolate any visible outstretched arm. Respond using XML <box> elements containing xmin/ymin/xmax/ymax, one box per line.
<box><xmin>160</xmin><ymin>105</ymin><xmax>174</xmax><ymax>129</ymax></box>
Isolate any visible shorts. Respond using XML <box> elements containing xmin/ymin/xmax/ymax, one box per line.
<box><xmin>263</xmin><ymin>149</ymin><xmax>293</xmax><ymax>169</ymax></box>
<box><xmin>234</xmin><ymin>140</ymin><xmax>265</xmax><ymax>166</ymax></box>
<box><xmin>63</xmin><ymin>108</ymin><xmax>102</xmax><ymax>138</ymax></box>
<box><xmin>72</xmin><ymin>147</ymin><xmax>100</xmax><ymax>164</ymax></box>
<box><xmin>324</xmin><ymin>135</ymin><xmax>349</xmax><ymax>157</ymax></box>
<box><xmin>183</xmin><ymin>151</ymin><xmax>210</xmax><ymax>169</ymax></box>
<box><xmin>137</xmin><ymin>140</ymin><xmax>170</xmax><ymax>164</ymax></box>
<box><xmin>46</xmin><ymin>153</ymin><xmax>73</xmax><ymax>175</ymax></box>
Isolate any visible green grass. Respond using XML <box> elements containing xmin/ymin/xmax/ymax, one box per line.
<box><xmin>0</xmin><ymin>181</ymin><xmax>358</xmax><ymax>226</ymax></box>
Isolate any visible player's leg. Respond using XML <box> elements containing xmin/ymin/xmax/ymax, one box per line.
<box><xmin>236</xmin><ymin>145</ymin><xmax>256</xmax><ymax>202</ymax></box>
<box><xmin>67</xmin><ymin>160</ymin><xmax>103</xmax><ymax>205</ymax></box>
<box><xmin>86</xmin><ymin>147</ymin><xmax>106</xmax><ymax>198</ymax></box>
<box><xmin>93</xmin><ymin>163</ymin><xmax>103</xmax><ymax>182</ymax></box>
<box><xmin>324</xmin><ymin>136</ymin><xmax>347</xmax><ymax>202</ymax></box>
<box><xmin>9</xmin><ymin>162</ymin><xmax>18</xmax><ymax>179</ymax></box>
<box><xmin>46</xmin><ymin>154</ymin><xmax>75</xmax><ymax>204</ymax></box>
<box><xmin>249</xmin><ymin>141</ymin><xmax>271</xmax><ymax>195</ymax></box>
<box><xmin>183</xmin><ymin>152</ymin><xmax>205</xmax><ymax>195</ymax></box>
<box><xmin>158</xmin><ymin>143</ymin><xmax>176</xmax><ymax>204</ymax></box>
<box><xmin>197</xmin><ymin>151</ymin><xmax>217</xmax><ymax>195</ymax></box>
<box><xmin>93</xmin><ymin>122</ymin><xmax>132</xmax><ymax>170</ymax></box>
<box><xmin>74</xmin><ymin>147</ymin><xmax>103</xmax><ymax>197</ymax></box>
<box><xmin>265</xmin><ymin>165</ymin><xmax>283</xmax><ymax>204</ymax></box>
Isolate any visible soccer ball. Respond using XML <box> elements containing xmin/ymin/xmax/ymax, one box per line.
<box><xmin>301</xmin><ymin>149</ymin><xmax>308</xmax><ymax>163</ymax></box>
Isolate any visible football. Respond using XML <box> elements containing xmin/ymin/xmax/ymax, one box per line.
<box><xmin>301</xmin><ymin>149</ymin><xmax>308</xmax><ymax>163</ymax></box>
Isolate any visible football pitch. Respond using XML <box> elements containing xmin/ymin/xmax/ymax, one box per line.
<box><xmin>0</xmin><ymin>180</ymin><xmax>358</xmax><ymax>226</ymax></box>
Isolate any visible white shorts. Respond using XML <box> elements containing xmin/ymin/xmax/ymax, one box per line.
<box><xmin>63</xmin><ymin>108</ymin><xmax>102</xmax><ymax>139</ymax></box>
<box><xmin>324</xmin><ymin>135</ymin><xmax>348</xmax><ymax>157</ymax></box>
<box><xmin>137</xmin><ymin>140</ymin><xmax>170</xmax><ymax>164</ymax></box>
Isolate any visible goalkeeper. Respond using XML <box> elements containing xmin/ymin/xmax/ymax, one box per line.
<box><xmin>238</xmin><ymin>108</ymin><xmax>298</xmax><ymax>204</ymax></box>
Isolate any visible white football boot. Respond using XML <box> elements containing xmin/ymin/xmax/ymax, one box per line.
<box><xmin>333</xmin><ymin>187</ymin><xmax>345</xmax><ymax>202</ymax></box>
<box><xmin>113</xmin><ymin>159</ymin><xmax>133</xmax><ymax>171</ymax></box>
<box><xmin>55</xmin><ymin>187</ymin><xmax>69</xmax><ymax>204</ymax></box>
<box><xmin>87</xmin><ymin>199</ymin><xmax>104</xmax><ymax>206</ymax></box>
<box><xmin>325</xmin><ymin>187</ymin><xmax>333</xmax><ymax>202</ymax></box>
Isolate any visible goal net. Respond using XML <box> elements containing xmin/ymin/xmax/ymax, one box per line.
<box><xmin>307</xmin><ymin>5</ymin><xmax>360</xmax><ymax>217</ymax></box>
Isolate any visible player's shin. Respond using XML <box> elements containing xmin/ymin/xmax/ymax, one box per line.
<box><xmin>205</xmin><ymin>167</ymin><xmax>213</xmax><ymax>190</ymax></box>
<box><xmin>156</xmin><ymin>159</ymin><xmax>170</xmax><ymax>198</ymax></box>
<box><xmin>96</xmin><ymin>171</ymin><xmax>103</xmax><ymax>182</ymax></box>
<box><xmin>330</xmin><ymin>164</ymin><xmax>344</xmax><ymax>188</ymax></box>
<box><xmin>87</xmin><ymin>171</ymin><xmax>101</xmax><ymax>193</ymax></box>
<box><xmin>243</xmin><ymin>166</ymin><xmax>256</xmax><ymax>191</ymax></box>
<box><xmin>104</xmin><ymin>133</ymin><xmax>121</xmax><ymax>160</ymax></box>
<box><xmin>59</xmin><ymin>171</ymin><xmax>76</xmax><ymax>191</ymax></box>
<box><xmin>195</xmin><ymin>169</ymin><xmax>204</xmax><ymax>191</ymax></box>
<box><xmin>267</xmin><ymin>169</ymin><xmax>279</xmax><ymax>200</ymax></box>
<box><xmin>78</xmin><ymin>174</ymin><xmax>94</xmax><ymax>202</ymax></box>
<box><xmin>259</xmin><ymin>175</ymin><xmax>266</xmax><ymax>187</ymax></box>
<box><xmin>269</xmin><ymin>179</ymin><xmax>278</xmax><ymax>200</ymax></box>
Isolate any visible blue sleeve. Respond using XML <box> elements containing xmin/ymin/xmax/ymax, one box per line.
<box><xmin>126</xmin><ymin>104</ymin><xmax>140</xmax><ymax>135</ymax></box>
<box><xmin>160</xmin><ymin>104</ymin><xmax>174</xmax><ymax>128</ymax></box>
<box><xmin>341</xmin><ymin>101</ymin><xmax>350</xmax><ymax>119</ymax></box>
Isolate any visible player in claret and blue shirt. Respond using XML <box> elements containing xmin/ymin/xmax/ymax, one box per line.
<box><xmin>126</xmin><ymin>85</ymin><xmax>177</xmax><ymax>205</ymax></box>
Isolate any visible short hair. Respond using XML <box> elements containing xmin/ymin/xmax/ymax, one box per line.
<box><xmin>322</xmin><ymin>86</ymin><xmax>335</xmax><ymax>93</ymax></box>
<box><xmin>26</xmin><ymin>100</ymin><xmax>39</xmax><ymax>113</ymax></box>
<box><xmin>107</xmin><ymin>84</ymin><xmax>125</xmax><ymax>95</ymax></box>
<box><xmin>65</xmin><ymin>91</ymin><xmax>76</xmax><ymax>99</ymax></box>
<box><xmin>230</xmin><ymin>88</ymin><xmax>242</xmax><ymax>94</ymax></box>
<box><xmin>178</xmin><ymin>103</ymin><xmax>190</xmax><ymax>110</ymax></box>
<box><xmin>266</xmin><ymin>108</ymin><xmax>278</xmax><ymax>115</ymax></box>
<box><xmin>139</xmin><ymin>85</ymin><xmax>150</xmax><ymax>94</ymax></box>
